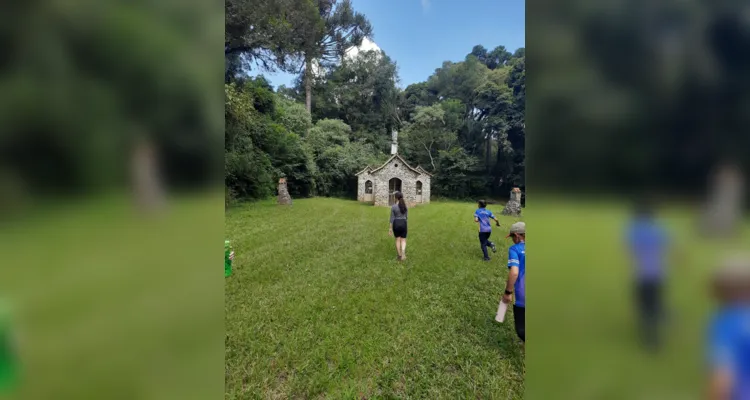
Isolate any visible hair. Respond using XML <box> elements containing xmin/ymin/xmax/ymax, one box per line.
<box><xmin>634</xmin><ymin>200</ymin><xmax>655</xmax><ymax>219</ymax></box>
<box><xmin>395</xmin><ymin>191</ymin><xmax>407</xmax><ymax>214</ymax></box>
<box><xmin>478</xmin><ymin>200</ymin><xmax>487</xmax><ymax>208</ymax></box>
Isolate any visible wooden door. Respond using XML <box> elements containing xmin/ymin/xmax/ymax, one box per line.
<box><xmin>388</xmin><ymin>178</ymin><xmax>402</xmax><ymax>205</ymax></box>
<box><xmin>364</xmin><ymin>180</ymin><xmax>373</xmax><ymax>202</ymax></box>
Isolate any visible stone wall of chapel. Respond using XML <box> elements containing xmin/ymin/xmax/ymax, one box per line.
<box><xmin>358</xmin><ymin>158</ymin><xmax>432</xmax><ymax>206</ymax></box>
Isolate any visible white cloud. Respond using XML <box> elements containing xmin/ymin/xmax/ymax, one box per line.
<box><xmin>308</xmin><ymin>37</ymin><xmax>382</xmax><ymax>84</ymax></box>
<box><xmin>344</xmin><ymin>37</ymin><xmax>382</xmax><ymax>60</ymax></box>
<box><xmin>421</xmin><ymin>0</ymin><xmax>430</xmax><ymax>12</ymax></box>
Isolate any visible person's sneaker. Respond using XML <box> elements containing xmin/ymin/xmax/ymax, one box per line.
<box><xmin>490</xmin><ymin>242</ymin><xmax>497</xmax><ymax>253</ymax></box>
<box><xmin>483</xmin><ymin>257</ymin><xmax>491</xmax><ymax>262</ymax></box>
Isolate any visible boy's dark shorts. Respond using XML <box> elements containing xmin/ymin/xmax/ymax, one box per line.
<box><xmin>513</xmin><ymin>305</ymin><xmax>525</xmax><ymax>342</ymax></box>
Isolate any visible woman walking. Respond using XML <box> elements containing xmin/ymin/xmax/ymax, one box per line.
<box><xmin>389</xmin><ymin>191</ymin><xmax>408</xmax><ymax>261</ymax></box>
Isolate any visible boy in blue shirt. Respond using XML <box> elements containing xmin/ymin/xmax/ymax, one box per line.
<box><xmin>707</xmin><ymin>256</ymin><xmax>750</xmax><ymax>400</ymax></box>
<box><xmin>474</xmin><ymin>200</ymin><xmax>500</xmax><ymax>261</ymax></box>
<box><xmin>626</xmin><ymin>201</ymin><xmax>669</xmax><ymax>351</ymax></box>
<box><xmin>502</xmin><ymin>222</ymin><xmax>526</xmax><ymax>343</ymax></box>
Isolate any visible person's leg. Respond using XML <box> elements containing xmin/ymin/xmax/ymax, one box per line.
<box><xmin>645</xmin><ymin>282</ymin><xmax>660</xmax><ymax>350</ymax></box>
<box><xmin>651</xmin><ymin>280</ymin><xmax>663</xmax><ymax>345</ymax></box>
<box><xmin>395</xmin><ymin>237</ymin><xmax>403</xmax><ymax>260</ymax></box>
<box><xmin>400</xmin><ymin>238</ymin><xmax>407</xmax><ymax>260</ymax></box>
<box><xmin>487</xmin><ymin>231</ymin><xmax>497</xmax><ymax>253</ymax></box>
<box><xmin>513</xmin><ymin>305</ymin><xmax>525</xmax><ymax>342</ymax></box>
<box><xmin>656</xmin><ymin>280</ymin><xmax>669</xmax><ymax>325</ymax></box>
<box><xmin>634</xmin><ymin>281</ymin><xmax>647</xmax><ymax>345</ymax></box>
<box><xmin>479</xmin><ymin>232</ymin><xmax>490</xmax><ymax>260</ymax></box>
<box><xmin>636</xmin><ymin>280</ymin><xmax>659</xmax><ymax>351</ymax></box>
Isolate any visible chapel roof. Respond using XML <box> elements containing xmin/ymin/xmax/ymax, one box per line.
<box><xmin>355</xmin><ymin>153</ymin><xmax>435</xmax><ymax>177</ymax></box>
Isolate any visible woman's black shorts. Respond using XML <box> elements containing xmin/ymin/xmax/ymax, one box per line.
<box><xmin>393</xmin><ymin>219</ymin><xmax>408</xmax><ymax>238</ymax></box>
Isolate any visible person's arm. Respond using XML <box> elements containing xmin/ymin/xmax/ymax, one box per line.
<box><xmin>389</xmin><ymin>207</ymin><xmax>395</xmax><ymax>236</ymax></box>
<box><xmin>490</xmin><ymin>211</ymin><xmax>500</xmax><ymax>226</ymax></box>
<box><xmin>708</xmin><ymin>369</ymin><xmax>732</xmax><ymax>400</ymax></box>
<box><xmin>707</xmin><ymin>317</ymin><xmax>734</xmax><ymax>400</ymax></box>
<box><xmin>503</xmin><ymin>248</ymin><xmax>520</xmax><ymax>303</ymax></box>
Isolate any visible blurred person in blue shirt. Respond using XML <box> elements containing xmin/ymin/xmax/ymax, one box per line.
<box><xmin>707</xmin><ymin>257</ymin><xmax>750</xmax><ymax>400</ymax></box>
<box><xmin>626</xmin><ymin>200</ymin><xmax>670</xmax><ymax>351</ymax></box>
<box><xmin>502</xmin><ymin>222</ymin><xmax>526</xmax><ymax>344</ymax></box>
<box><xmin>474</xmin><ymin>200</ymin><xmax>500</xmax><ymax>261</ymax></box>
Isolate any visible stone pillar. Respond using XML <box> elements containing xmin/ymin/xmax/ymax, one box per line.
<box><xmin>700</xmin><ymin>163</ymin><xmax>744</xmax><ymax>237</ymax></box>
<box><xmin>510</xmin><ymin>188</ymin><xmax>522</xmax><ymax>202</ymax></box>
<box><xmin>277</xmin><ymin>178</ymin><xmax>292</xmax><ymax>205</ymax></box>
<box><xmin>501</xmin><ymin>187</ymin><xmax>523</xmax><ymax>217</ymax></box>
<box><xmin>131</xmin><ymin>135</ymin><xmax>165</xmax><ymax>213</ymax></box>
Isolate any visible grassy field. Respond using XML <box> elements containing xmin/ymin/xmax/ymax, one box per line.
<box><xmin>0</xmin><ymin>193</ymin><xmax>224</xmax><ymax>399</ymax></box>
<box><xmin>527</xmin><ymin>198</ymin><xmax>750</xmax><ymax>399</ymax></box>
<box><xmin>225</xmin><ymin>198</ymin><xmax>525</xmax><ymax>399</ymax></box>
<box><xmin>227</xmin><ymin>196</ymin><xmax>750</xmax><ymax>399</ymax></box>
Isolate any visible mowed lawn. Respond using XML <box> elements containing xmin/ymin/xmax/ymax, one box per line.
<box><xmin>225</xmin><ymin>198</ymin><xmax>525</xmax><ymax>399</ymax></box>
<box><xmin>0</xmin><ymin>194</ymin><xmax>224</xmax><ymax>399</ymax></box>
<box><xmin>527</xmin><ymin>198</ymin><xmax>750</xmax><ymax>399</ymax></box>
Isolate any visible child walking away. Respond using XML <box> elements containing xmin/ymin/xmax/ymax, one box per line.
<box><xmin>626</xmin><ymin>200</ymin><xmax>669</xmax><ymax>352</ymax></box>
<box><xmin>389</xmin><ymin>192</ymin><xmax>408</xmax><ymax>261</ymax></box>
<box><xmin>502</xmin><ymin>222</ymin><xmax>525</xmax><ymax>344</ymax></box>
<box><xmin>474</xmin><ymin>200</ymin><xmax>500</xmax><ymax>261</ymax></box>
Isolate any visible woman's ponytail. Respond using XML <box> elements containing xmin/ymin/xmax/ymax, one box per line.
<box><xmin>396</xmin><ymin>192</ymin><xmax>407</xmax><ymax>214</ymax></box>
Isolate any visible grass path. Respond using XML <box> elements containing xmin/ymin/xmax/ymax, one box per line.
<box><xmin>225</xmin><ymin>198</ymin><xmax>524</xmax><ymax>399</ymax></box>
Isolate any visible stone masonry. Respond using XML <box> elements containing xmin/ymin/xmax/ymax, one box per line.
<box><xmin>356</xmin><ymin>154</ymin><xmax>432</xmax><ymax>207</ymax></box>
<box><xmin>501</xmin><ymin>187</ymin><xmax>523</xmax><ymax>217</ymax></box>
<box><xmin>277</xmin><ymin>178</ymin><xmax>292</xmax><ymax>205</ymax></box>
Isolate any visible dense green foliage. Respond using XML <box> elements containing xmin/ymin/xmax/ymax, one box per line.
<box><xmin>225</xmin><ymin>0</ymin><xmax>525</xmax><ymax>202</ymax></box>
<box><xmin>530</xmin><ymin>1</ymin><xmax>750</xmax><ymax>195</ymax></box>
<box><xmin>1</xmin><ymin>1</ymin><xmax>221</xmax><ymax>206</ymax></box>
<box><xmin>225</xmin><ymin>77</ymin><xmax>384</xmax><ymax>202</ymax></box>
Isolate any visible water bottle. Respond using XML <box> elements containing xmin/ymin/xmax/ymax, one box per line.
<box><xmin>0</xmin><ymin>300</ymin><xmax>18</xmax><ymax>394</ymax></box>
<box><xmin>495</xmin><ymin>299</ymin><xmax>508</xmax><ymax>323</ymax></box>
<box><xmin>225</xmin><ymin>240</ymin><xmax>232</xmax><ymax>277</ymax></box>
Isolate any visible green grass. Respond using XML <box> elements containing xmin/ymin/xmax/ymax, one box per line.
<box><xmin>225</xmin><ymin>198</ymin><xmax>525</xmax><ymax>399</ymax></box>
<box><xmin>0</xmin><ymin>193</ymin><xmax>224</xmax><ymax>399</ymax></box>
<box><xmin>527</xmin><ymin>198</ymin><xmax>750</xmax><ymax>399</ymax></box>
<box><xmin>227</xmin><ymin>197</ymin><xmax>750</xmax><ymax>399</ymax></box>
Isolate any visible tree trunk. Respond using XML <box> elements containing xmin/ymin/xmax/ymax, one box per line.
<box><xmin>485</xmin><ymin>132</ymin><xmax>492</xmax><ymax>172</ymax></box>
<box><xmin>423</xmin><ymin>142</ymin><xmax>436</xmax><ymax>171</ymax></box>
<box><xmin>305</xmin><ymin>56</ymin><xmax>313</xmax><ymax>113</ymax></box>
<box><xmin>131</xmin><ymin>135</ymin><xmax>166</xmax><ymax>214</ymax></box>
<box><xmin>495</xmin><ymin>139</ymin><xmax>506</xmax><ymax>190</ymax></box>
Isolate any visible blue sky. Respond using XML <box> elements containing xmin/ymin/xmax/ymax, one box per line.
<box><xmin>259</xmin><ymin>0</ymin><xmax>525</xmax><ymax>89</ymax></box>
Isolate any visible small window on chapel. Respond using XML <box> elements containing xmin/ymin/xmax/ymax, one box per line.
<box><xmin>394</xmin><ymin>164</ymin><xmax>398</xmax><ymax>168</ymax></box>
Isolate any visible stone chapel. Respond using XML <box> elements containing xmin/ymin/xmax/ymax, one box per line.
<box><xmin>355</xmin><ymin>130</ymin><xmax>432</xmax><ymax>206</ymax></box>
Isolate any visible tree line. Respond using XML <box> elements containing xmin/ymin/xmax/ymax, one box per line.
<box><xmin>529</xmin><ymin>0</ymin><xmax>750</xmax><ymax>197</ymax></box>
<box><xmin>0</xmin><ymin>1</ymin><xmax>221</xmax><ymax>213</ymax></box>
<box><xmin>225</xmin><ymin>0</ymin><xmax>525</xmax><ymax>204</ymax></box>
